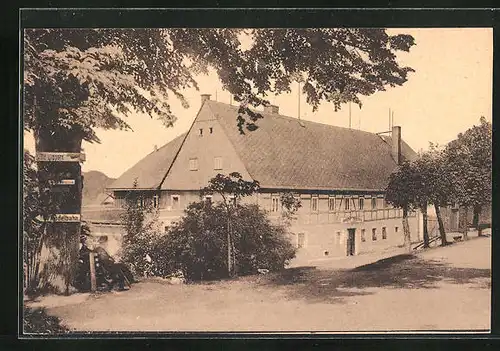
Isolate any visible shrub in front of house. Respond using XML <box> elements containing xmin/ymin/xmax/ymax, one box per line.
<box><xmin>156</xmin><ymin>201</ymin><xmax>296</xmax><ymax>281</ymax></box>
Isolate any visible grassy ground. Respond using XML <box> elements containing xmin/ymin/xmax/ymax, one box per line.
<box><xmin>25</xmin><ymin>236</ymin><xmax>491</xmax><ymax>333</ymax></box>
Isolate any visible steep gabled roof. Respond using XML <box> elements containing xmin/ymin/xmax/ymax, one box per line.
<box><xmin>208</xmin><ymin>100</ymin><xmax>417</xmax><ymax>191</ymax></box>
<box><xmin>107</xmin><ymin>133</ymin><xmax>186</xmax><ymax>190</ymax></box>
<box><xmin>108</xmin><ymin>100</ymin><xmax>417</xmax><ymax>192</ymax></box>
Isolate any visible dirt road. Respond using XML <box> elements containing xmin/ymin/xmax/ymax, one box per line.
<box><xmin>27</xmin><ymin>236</ymin><xmax>491</xmax><ymax>333</ymax></box>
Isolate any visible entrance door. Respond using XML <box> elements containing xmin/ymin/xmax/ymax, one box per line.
<box><xmin>347</xmin><ymin>228</ymin><xmax>356</xmax><ymax>256</ymax></box>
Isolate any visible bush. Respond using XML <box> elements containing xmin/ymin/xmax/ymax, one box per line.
<box><xmin>161</xmin><ymin>201</ymin><xmax>296</xmax><ymax>281</ymax></box>
<box><xmin>23</xmin><ymin>306</ymin><xmax>70</xmax><ymax>334</ymax></box>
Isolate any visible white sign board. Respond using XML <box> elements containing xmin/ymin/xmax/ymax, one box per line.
<box><xmin>48</xmin><ymin>179</ymin><xmax>76</xmax><ymax>185</ymax></box>
<box><xmin>342</xmin><ymin>216</ymin><xmax>363</xmax><ymax>224</ymax></box>
<box><xmin>53</xmin><ymin>214</ymin><xmax>81</xmax><ymax>222</ymax></box>
<box><xmin>36</xmin><ymin>152</ymin><xmax>86</xmax><ymax>162</ymax></box>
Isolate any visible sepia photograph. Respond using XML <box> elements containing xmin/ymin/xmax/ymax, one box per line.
<box><xmin>21</xmin><ymin>21</ymin><xmax>492</xmax><ymax>334</ymax></box>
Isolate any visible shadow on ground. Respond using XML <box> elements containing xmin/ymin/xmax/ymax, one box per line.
<box><xmin>261</xmin><ymin>254</ymin><xmax>490</xmax><ymax>304</ymax></box>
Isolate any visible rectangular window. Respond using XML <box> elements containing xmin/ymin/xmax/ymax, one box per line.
<box><xmin>298</xmin><ymin>233</ymin><xmax>306</xmax><ymax>248</ymax></box>
<box><xmin>361</xmin><ymin>229</ymin><xmax>366</xmax><ymax>242</ymax></box>
<box><xmin>153</xmin><ymin>195</ymin><xmax>159</xmax><ymax>209</ymax></box>
<box><xmin>395</xmin><ymin>226</ymin><xmax>399</xmax><ymax>234</ymax></box>
<box><xmin>344</xmin><ymin>197</ymin><xmax>350</xmax><ymax>211</ymax></box>
<box><xmin>372</xmin><ymin>228</ymin><xmax>377</xmax><ymax>241</ymax></box>
<box><xmin>209</xmin><ymin>127</ymin><xmax>213</xmax><ymax>134</ymax></box>
<box><xmin>328</xmin><ymin>197</ymin><xmax>336</xmax><ymax>212</ymax></box>
<box><xmin>336</xmin><ymin>231</ymin><xmax>342</xmax><ymax>245</ymax></box>
<box><xmin>271</xmin><ymin>197</ymin><xmax>280</xmax><ymax>212</ymax></box>
<box><xmin>189</xmin><ymin>158</ymin><xmax>198</xmax><ymax>171</ymax></box>
<box><xmin>359</xmin><ymin>198</ymin><xmax>364</xmax><ymax>210</ymax></box>
<box><xmin>311</xmin><ymin>197</ymin><xmax>319</xmax><ymax>212</ymax></box>
<box><xmin>214</xmin><ymin>156</ymin><xmax>223</xmax><ymax>170</ymax></box>
<box><xmin>171</xmin><ymin>195</ymin><xmax>180</xmax><ymax>210</ymax></box>
<box><xmin>382</xmin><ymin>227</ymin><xmax>387</xmax><ymax>239</ymax></box>
<box><xmin>371</xmin><ymin>197</ymin><xmax>377</xmax><ymax>210</ymax></box>
<box><xmin>199</xmin><ymin>128</ymin><xmax>203</xmax><ymax>136</ymax></box>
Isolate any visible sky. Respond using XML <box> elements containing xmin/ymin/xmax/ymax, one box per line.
<box><xmin>23</xmin><ymin>28</ymin><xmax>493</xmax><ymax>179</ymax></box>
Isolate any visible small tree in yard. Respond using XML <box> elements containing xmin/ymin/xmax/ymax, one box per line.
<box><xmin>386</xmin><ymin>162</ymin><xmax>419</xmax><ymax>252</ymax></box>
<box><xmin>201</xmin><ymin>172</ymin><xmax>260</xmax><ymax>277</ymax></box>
<box><xmin>161</xmin><ymin>201</ymin><xmax>296</xmax><ymax>281</ymax></box>
<box><xmin>444</xmin><ymin>117</ymin><xmax>492</xmax><ymax>239</ymax></box>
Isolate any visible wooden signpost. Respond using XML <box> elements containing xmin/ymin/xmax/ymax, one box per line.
<box><xmin>53</xmin><ymin>214</ymin><xmax>81</xmax><ymax>222</ymax></box>
<box><xmin>36</xmin><ymin>152</ymin><xmax>86</xmax><ymax>162</ymax></box>
<box><xmin>48</xmin><ymin>179</ymin><xmax>76</xmax><ymax>185</ymax></box>
<box><xmin>36</xmin><ymin>150</ymin><xmax>85</xmax><ymax>293</ymax></box>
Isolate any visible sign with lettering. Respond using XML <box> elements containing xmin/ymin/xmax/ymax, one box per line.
<box><xmin>53</xmin><ymin>214</ymin><xmax>81</xmax><ymax>222</ymax></box>
<box><xmin>342</xmin><ymin>216</ymin><xmax>363</xmax><ymax>224</ymax></box>
<box><xmin>48</xmin><ymin>179</ymin><xmax>76</xmax><ymax>186</ymax></box>
<box><xmin>36</xmin><ymin>152</ymin><xmax>86</xmax><ymax>162</ymax></box>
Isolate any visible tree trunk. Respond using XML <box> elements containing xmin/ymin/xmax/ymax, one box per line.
<box><xmin>402</xmin><ymin>207</ymin><xmax>411</xmax><ymax>252</ymax></box>
<box><xmin>421</xmin><ymin>204</ymin><xmax>430</xmax><ymax>248</ymax></box>
<box><xmin>473</xmin><ymin>204</ymin><xmax>483</xmax><ymax>236</ymax></box>
<box><xmin>462</xmin><ymin>205</ymin><xmax>469</xmax><ymax>241</ymax></box>
<box><xmin>473</xmin><ymin>204</ymin><xmax>481</xmax><ymax>229</ymax></box>
<box><xmin>34</xmin><ymin>126</ymin><xmax>83</xmax><ymax>295</ymax></box>
<box><xmin>434</xmin><ymin>203</ymin><xmax>448</xmax><ymax>246</ymax></box>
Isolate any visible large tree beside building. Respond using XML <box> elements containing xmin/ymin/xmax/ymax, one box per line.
<box><xmin>443</xmin><ymin>117</ymin><xmax>492</xmax><ymax>238</ymax></box>
<box><xmin>23</xmin><ymin>28</ymin><xmax>415</xmax><ymax>293</ymax></box>
<box><xmin>412</xmin><ymin>146</ymin><xmax>453</xmax><ymax>247</ymax></box>
<box><xmin>385</xmin><ymin>161</ymin><xmax>420</xmax><ymax>252</ymax></box>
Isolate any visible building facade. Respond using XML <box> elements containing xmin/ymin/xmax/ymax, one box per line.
<box><xmin>102</xmin><ymin>95</ymin><xmax>420</xmax><ymax>264</ymax></box>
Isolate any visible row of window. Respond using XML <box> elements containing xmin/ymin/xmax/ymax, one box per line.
<box><xmin>360</xmin><ymin>226</ymin><xmax>398</xmax><ymax>242</ymax></box>
<box><xmin>297</xmin><ymin>226</ymin><xmax>399</xmax><ymax>249</ymax></box>
<box><xmin>272</xmin><ymin>195</ymin><xmax>389</xmax><ymax>213</ymax></box>
<box><xmin>189</xmin><ymin>157</ymin><xmax>223</xmax><ymax>171</ymax></box>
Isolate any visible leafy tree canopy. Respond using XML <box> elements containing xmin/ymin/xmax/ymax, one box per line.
<box><xmin>444</xmin><ymin>117</ymin><xmax>492</xmax><ymax>208</ymax></box>
<box><xmin>24</xmin><ymin>28</ymin><xmax>415</xmax><ymax>141</ymax></box>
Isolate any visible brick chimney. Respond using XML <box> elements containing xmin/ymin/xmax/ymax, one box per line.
<box><xmin>201</xmin><ymin>94</ymin><xmax>211</xmax><ymax>104</ymax></box>
<box><xmin>392</xmin><ymin>125</ymin><xmax>402</xmax><ymax>165</ymax></box>
<box><xmin>264</xmin><ymin>104</ymin><xmax>279</xmax><ymax>114</ymax></box>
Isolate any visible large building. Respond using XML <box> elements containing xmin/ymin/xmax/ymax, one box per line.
<box><xmin>100</xmin><ymin>94</ymin><xmax>420</xmax><ymax>263</ymax></box>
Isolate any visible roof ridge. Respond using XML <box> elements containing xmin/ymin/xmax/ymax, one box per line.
<box><xmin>207</xmin><ymin>100</ymin><xmax>386</xmax><ymax>139</ymax></box>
